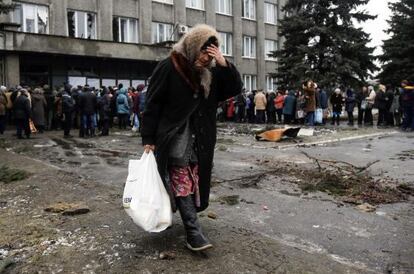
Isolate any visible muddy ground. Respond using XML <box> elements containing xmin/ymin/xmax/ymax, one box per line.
<box><xmin>0</xmin><ymin>124</ymin><xmax>413</xmax><ymax>274</ymax></box>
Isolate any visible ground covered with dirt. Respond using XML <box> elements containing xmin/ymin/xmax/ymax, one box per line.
<box><xmin>0</xmin><ymin>124</ymin><xmax>413</xmax><ymax>273</ymax></box>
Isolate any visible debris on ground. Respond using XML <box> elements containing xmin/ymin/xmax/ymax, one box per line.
<box><xmin>218</xmin><ymin>195</ymin><xmax>240</xmax><ymax>205</ymax></box>
<box><xmin>0</xmin><ymin>165</ymin><xmax>29</xmax><ymax>184</ymax></box>
<box><xmin>355</xmin><ymin>203</ymin><xmax>377</xmax><ymax>213</ymax></box>
<box><xmin>263</xmin><ymin>206</ymin><xmax>269</xmax><ymax>211</ymax></box>
<box><xmin>298</xmin><ymin>128</ymin><xmax>315</xmax><ymax>137</ymax></box>
<box><xmin>159</xmin><ymin>251</ymin><xmax>176</xmax><ymax>260</ymax></box>
<box><xmin>255</xmin><ymin>128</ymin><xmax>301</xmax><ymax>142</ymax></box>
<box><xmin>44</xmin><ymin>202</ymin><xmax>90</xmax><ymax>215</ymax></box>
<box><xmin>0</xmin><ymin>258</ymin><xmax>14</xmax><ymax>273</ymax></box>
<box><xmin>257</xmin><ymin>153</ymin><xmax>412</xmax><ymax>205</ymax></box>
<box><xmin>207</xmin><ymin>211</ymin><xmax>218</xmax><ymax>219</ymax></box>
<box><xmin>240</xmin><ymin>199</ymin><xmax>255</xmax><ymax>204</ymax></box>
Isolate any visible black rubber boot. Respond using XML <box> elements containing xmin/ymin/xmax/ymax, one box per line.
<box><xmin>176</xmin><ymin>196</ymin><xmax>213</xmax><ymax>251</ymax></box>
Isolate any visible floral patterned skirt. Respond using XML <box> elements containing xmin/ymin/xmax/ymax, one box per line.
<box><xmin>169</xmin><ymin>164</ymin><xmax>200</xmax><ymax>207</ymax></box>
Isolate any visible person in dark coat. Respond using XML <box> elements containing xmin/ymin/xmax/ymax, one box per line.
<box><xmin>13</xmin><ymin>89</ymin><xmax>32</xmax><ymax>139</ymax></box>
<box><xmin>61</xmin><ymin>84</ymin><xmax>75</xmax><ymax>138</ymax></box>
<box><xmin>0</xmin><ymin>87</ymin><xmax>7</xmax><ymax>134</ymax></box>
<box><xmin>141</xmin><ymin>24</ymin><xmax>242</xmax><ymax>251</ymax></box>
<box><xmin>400</xmin><ymin>80</ymin><xmax>414</xmax><ymax>131</ymax></box>
<box><xmin>345</xmin><ymin>89</ymin><xmax>356</xmax><ymax>126</ymax></box>
<box><xmin>390</xmin><ymin>88</ymin><xmax>401</xmax><ymax>126</ymax></box>
<box><xmin>356</xmin><ymin>86</ymin><xmax>366</xmax><ymax>125</ymax></box>
<box><xmin>98</xmin><ymin>87</ymin><xmax>112</xmax><ymax>136</ymax></box>
<box><xmin>79</xmin><ymin>85</ymin><xmax>97</xmax><ymax>137</ymax></box>
<box><xmin>385</xmin><ymin>85</ymin><xmax>394</xmax><ymax>126</ymax></box>
<box><xmin>266</xmin><ymin>91</ymin><xmax>276</xmax><ymax>124</ymax></box>
<box><xmin>375</xmin><ymin>84</ymin><xmax>388</xmax><ymax>126</ymax></box>
<box><xmin>246</xmin><ymin>92</ymin><xmax>255</xmax><ymax>123</ymax></box>
<box><xmin>318</xmin><ymin>88</ymin><xmax>328</xmax><ymax>124</ymax></box>
<box><xmin>31</xmin><ymin>88</ymin><xmax>47</xmax><ymax>133</ymax></box>
<box><xmin>234</xmin><ymin>93</ymin><xmax>246</xmax><ymax>123</ymax></box>
<box><xmin>282</xmin><ymin>90</ymin><xmax>296</xmax><ymax>124</ymax></box>
<box><xmin>330</xmin><ymin>88</ymin><xmax>343</xmax><ymax>126</ymax></box>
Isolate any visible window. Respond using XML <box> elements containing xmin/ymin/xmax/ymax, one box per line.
<box><xmin>264</xmin><ymin>2</ymin><xmax>278</xmax><ymax>24</ymax></box>
<box><xmin>186</xmin><ymin>0</ymin><xmax>204</xmax><ymax>10</ymax></box>
<box><xmin>12</xmin><ymin>2</ymin><xmax>49</xmax><ymax>34</ymax></box>
<box><xmin>243</xmin><ymin>75</ymin><xmax>257</xmax><ymax>91</ymax></box>
<box><xmin>68</xmin><ymin>10</ymin><xmax>96</xmax><ymax>39</ymax></box>
<box><xmin>152</xmin><ymin>22</ymin><xmax>174</xmax><ymax>43</ymax></box>
<box><xmin>265</xmin><ymin>39</ymin><xmax>278</xmax><ymax>60</ymax></box>
<box><xmin>242</xmin><ymin>0</ymin><xmax>256</xmax><ymax>20</ymax></box>
<box><xmin>218</xmin><ymin>32</ymin><xmax>232</xmax><ymax>56</ymax></box>
<box><xmin>153</xmin><ymin>0</ymin><xmax>173</xmax><ymax>4</ymax></box>
<box><xmin>216</xmin><ymin>0</ymin><xmax>232</xmax><ymax>15</ymax></box>
<box><xmin>266</xmin><ymin>75</ymin><xmax>277</xmax><ymax>92</ymax></box>
<box><xmin>113</xmin><ymin>17</ymin><xmax>138</xmax><ymax>43</ymax></box>
<box><xmin>243</xmin><ymin>36</ymin><xmax>256</xmax><ymax>58</ymax></box>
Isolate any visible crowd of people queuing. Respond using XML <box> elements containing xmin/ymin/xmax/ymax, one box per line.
<box><xmin>0</xmin><ymin>79</ymin><xmax>413</xmax><ymax>139</ymax></box>
<box><xmin>0</xmin><ymin>83</ymin><xmax>147</xmax><ymax>139</ymax></box>
<box><xmin>217</xmin><ymin>80</ymin><xmax>414</xmax><ymax>131</ymax></box>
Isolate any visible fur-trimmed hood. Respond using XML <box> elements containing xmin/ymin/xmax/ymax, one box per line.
<box><xmin>171</xmin><ymin>24</ymin><xmax>221</xmax><ymax>98</ymax></box>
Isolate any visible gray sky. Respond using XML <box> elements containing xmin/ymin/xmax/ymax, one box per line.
<box><xmin>359</xmin><ymin>0</ymin><xmax>397</xmax><ymax>56</ymax></box>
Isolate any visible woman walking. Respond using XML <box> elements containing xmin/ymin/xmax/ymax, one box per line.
<box><xmin>141</xmin><ymin>24</ymin><xmax>242</xmax><ymax>251</ymax></box>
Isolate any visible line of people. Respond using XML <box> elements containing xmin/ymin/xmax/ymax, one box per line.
<box><xmin>0</xmin><ymin>83</ymin><xmax>148</xmax><ymax>139</ymax></box>
<box><xmin>217</xmin><ymin>80</ymin><xmax>414</xmax><ymax>131</ymax></box>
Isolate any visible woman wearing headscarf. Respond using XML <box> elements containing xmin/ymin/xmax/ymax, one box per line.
<box><xmin>330</xmin><ymin>88</ymin><xmax>343</xmax><ymax>126</ymax></box>
<box><xmin>141</xmin><ymin>24</ymin><xmax>242</xmax><ymax>251</ymax></box>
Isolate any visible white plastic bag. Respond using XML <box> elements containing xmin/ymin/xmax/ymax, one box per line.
<box><xmin>123</xmin><ymin>151</ymin><xmax>172</xmax><ymax>232</ymax></box>
<box><xmin>315</xmin><ymin>108</ymin><xmax>323</xmax><ymax>124</ymax></box>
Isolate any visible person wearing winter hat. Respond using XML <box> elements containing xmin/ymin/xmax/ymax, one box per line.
<box><xmin>141</xmin><ymin>24</ymin><xmax>242</xmax><ymax>251</ymax></box>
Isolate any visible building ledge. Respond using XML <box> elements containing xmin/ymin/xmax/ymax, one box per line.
<box><xmin>0</xmin><ymin>22</ymin><xmax>21</xmax><ymax>31</ymax></box>
<box><xmin>0</xmin><ymin>30</ymin><xmax>171</xmax><ymax>61</ymax></box>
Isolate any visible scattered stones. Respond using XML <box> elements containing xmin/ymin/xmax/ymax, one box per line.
<box><xmin>355</xmin><ymin>203</ymin><xmax>376</xmax><ymax>213</ymax></box>
<box><xmin>44</xmin><ymin>202</ymin><xmax>90</xmax><ymax>216</ymax></box>
<box><xmin>159</xmin><ymin>251</ymin><xmax>176</xmax><ymax>260</ymax></box>
<box><xmin>240</xmin><ymin>199</ymin><xmax>255</xmax><ymax>204</ymax></box>
<box><xmin>207</xmin><ymin>211</ymin><xmax>218</xmax><ymax>219</ymax></box>
<box><xmin>263</xmin><ymin>205</ymin><xmax>269</xmax><ymax>211</ymax></box>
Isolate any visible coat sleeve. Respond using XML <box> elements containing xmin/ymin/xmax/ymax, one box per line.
<box><xmin>214</xmin><ymin>60</ymin><xmax>243</xmax><ymax>102</ymax></box>
<box><xmin>141</xmin><ymin>59</ymin><xmax>171</xmax><ymax>146</ymax></box>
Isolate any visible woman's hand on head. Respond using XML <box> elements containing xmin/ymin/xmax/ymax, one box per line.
<box><xmin>206</xmin><ymin>45</ymin><xmax>227</xmax><ymax>67</ymax></box>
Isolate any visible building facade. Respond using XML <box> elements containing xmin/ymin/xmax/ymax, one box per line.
<box><xmin>0</xmin><ymin>0</ymin><xmax>285</xmax><ymax>91</ymax></box>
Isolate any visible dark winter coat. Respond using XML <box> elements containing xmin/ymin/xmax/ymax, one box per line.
<box><xmin>345</xmin><ymin>91</ymin><xmax>356</xmax><ymax>113</ymax></box>
<box><xmin>0</xmin><ymin>93</ymin><xmax>7</xmax><ymax>116</ymax></box>
<box><xmin>283</xmin><ymin>90</ymin><xmax>296</xmax><ymax>115</ymax></box>
<box><xmin>319</xmin><ymin>90</ymin><xmax>328</xmax><ymax>109</ymax></box>
<box><xmin>62</xmin><ymin>91</ymin><xmax>75</xmax><ymax>113</ymax></box>
<box><xmin>13</xmin><ymin>95</ymin><xmax>31</xmax><ymax>120</ymax></box>
<box><xmin>330</xmin><ymin>93</ymin><xmax>343</xmax><ymax>113</ymax></box>
<box><xmin>79</xmin><ymin>90</ymin><xmax>97</xmax><ymax>115</ymax></box>
<box><xmin>375</xmin><ymin>91</ymin><xmax>388</xmax><ymax>110</ymax></box>
<box><xmin>98</xmin><ymin>93</ymin><xmax>112</xmax><ymax>120</ymax></box>
<box><xmin>400</xmin><ymin>86</ymin><xmax>414</xmax><ymax>108</ymax></box>
<box><xmin>31</xmin><ymin>93</ymin><xmax>47</xmax><ymax>126</ymax></box>
<box><xmin>132</xmin><ymin>93</ymin><xmax>140</xmax><ymax>114</ymax></box>
<box><xmin>266</xmin><ymin>92</ymin><xmax>276</xmax><ymax>112</ymax></box>
<box><xmin>141</xmin><ymin>57</ymin><xmax>242</xmax><ymax>212</ymax></box>
<box><xmin>385</xmin><ymin>89</ymin><xmax>394</xmax><ymax>111</ymax></box>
